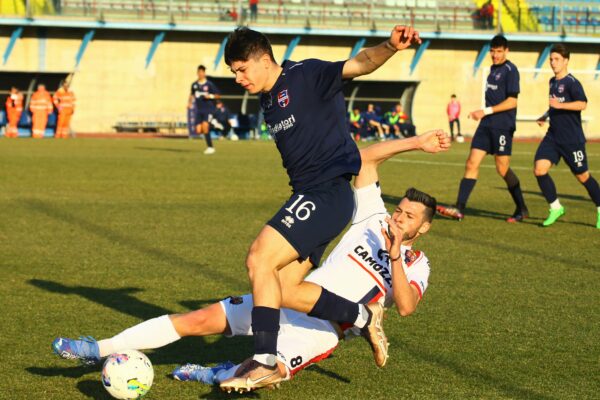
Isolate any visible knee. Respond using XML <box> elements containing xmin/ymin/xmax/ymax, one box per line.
<box><xmin>465</xmin><ymin>158</ymin><xmax>479</xmax><ymax>172</ymax></box>
<box><xmin>534</xmin><ymin>166</ymin><xmax>547</xmax><ymax>177</ymax></box>
<box><xmin>171</xmin><ymin>311</ymin><xmax>207</xmax><ymax>336</ymax></box>
<box><xmin>576</xmin><ymin>171</ymin><xmax>590</xmax><ymax>184</ymax></box>
<box><xmin>534</xmin><ymin>162</ymin><xmax>550</xmax><ymax>177</ymax></box>
<box><xmin>245</xmin><ymin>248</ymin><xmax>272</xmax><ymax>280</ymax></box>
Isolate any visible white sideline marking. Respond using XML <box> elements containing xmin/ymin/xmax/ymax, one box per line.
<box><xmin>388</xmin><ymin>158</ymin><xmax>600</xmax><ymax>174</ymax></box>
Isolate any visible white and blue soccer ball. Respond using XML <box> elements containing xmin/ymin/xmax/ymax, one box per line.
<box><xmin>102</xmin><ymin>350</ymin><xmax>154</xmax><ymax>399</ymax></box>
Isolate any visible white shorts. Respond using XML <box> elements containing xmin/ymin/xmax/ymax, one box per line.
<box><xmin>219</xmin><ymin>294</ymin><xmax>339</xmax><ymax>376</ymax></box>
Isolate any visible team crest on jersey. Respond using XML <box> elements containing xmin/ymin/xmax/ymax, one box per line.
<box><xmin>558</xmin><ymin>84</ymin><xmax>565</xmax><ymax>93</ymax></box>
<box><xmin>203</xmin><ymin>85</ymin><xmax>208</xmax><ymax>91</ymax></box>
<box><xmin>404</xmin><ymin>249</ymin><xmax>417</xmax><ymax>265</ymax></box>
<box><xmin>494</xmin><ymin>73</ymin><xmax>502</xmax><ymax>81</ymax></box>
<box><xmin>278</xmin><ymin>89</ymin><xmax>290</xmax><ymax>108</ymax></box>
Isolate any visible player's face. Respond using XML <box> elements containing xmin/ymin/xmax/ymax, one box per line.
<box><xmin>391</xmin><ymin>198</ymin><xmax>431</xmax><ymax>243</ymax></box>
<box><xmin>490</xmin><ymin>46</ymin><xmax>508</xmax><ymax>65</ymax></box>
<box><xmin>549</xmin><ymin>53</ymin><xmax>568</xmax><ymax>76</ymax></box>
<box><xmin>197</xmin><ymin>69</ymin><xmax>206</xmax><ymax>81</ymax></box>
<box><xmin>230</xmin><ymin>56</ymin><xmax>269</xmax><ymax>94</ymax></box>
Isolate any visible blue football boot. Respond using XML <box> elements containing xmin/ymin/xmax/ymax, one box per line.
<box><xmin>172</xmin><ymin>361</ymin><xmax>236</xmax><ymax>385</ymax></box>
<box><xmin>52</xmin><ymin>336</ymin><xmax>101</xmax><ymax>366</ymax></box>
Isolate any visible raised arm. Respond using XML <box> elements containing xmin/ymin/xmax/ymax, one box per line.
<box><xmin>342</xmin><ymin>26</ymin><xmax>421</xmax><ymax>79</ymax></box>
<box><xmin>381</xmin><ymin>216</ymin><xmax>420</xmax><ymax>316</ymax></box>
<box><xmin>355</xmin><ymin>130</ymin><xmax>450</xmax><ymax>189</ymax></box>
<box><xmin>469</xmin><ymin>96</ymin><xmax>518</xmax><ymax>121</ymax></box>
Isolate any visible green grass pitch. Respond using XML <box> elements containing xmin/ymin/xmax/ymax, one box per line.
<box><xmin>0</xmin><ymin>138</ymin><xmax>598</xmax><ymax>399</ymax></box>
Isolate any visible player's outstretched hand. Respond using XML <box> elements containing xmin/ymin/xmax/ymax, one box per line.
<box><xmin>389</xmin><ymin>26</ymin><xmax>422</xmax><ymax>51</ymax></box>
<box><xmin>468</xmin><ymin>109</ymin><xmax>484</xmax><ymax>121</ymax></box>
<box><xmin>381</xmin><ymin>216</ymin><xmax>403</xmax><ymax>262</ymax></box>
<box><xmin>418</xmin><ymin>129</ymin><xmax>451</xmax><ymax>153</ymax></box>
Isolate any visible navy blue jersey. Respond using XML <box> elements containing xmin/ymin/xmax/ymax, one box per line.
<box><xmin>547</xmin><ymin>74</ymin><xmax>587</xmax><ymax>144</ymax></box>
<box><xmin>480</xmin><ymin>60</ymin><xmax>519</xmax><ymax>130</ymax></box>
<box><xmin>191</xmin><ymin>80</ymin><xmax>220</xmax><ymax>112</ymax></box>
<box><xmin>260</xmin><ymin>59</ymin><xmax>361</xmax><ymax>191</ymax></box>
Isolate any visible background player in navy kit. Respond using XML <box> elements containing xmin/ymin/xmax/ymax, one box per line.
<box><xmin>534</xmin><ymin>44</ymin><xmax>600</xmax><ymax>229</ymax></box>
<box><xmin>221</xmin><ymin>26</ymin><xmax>422</xmax><ymax>391</ymax></box>
<box><xmin>439</xmin><ymin>35</ymin><xmax>528</xmax><ymax>223</ymax></box>
<box><xmin>189</xmin><ymin>65</ymin><xmax>221</xmax><ymax>155</ymax></box>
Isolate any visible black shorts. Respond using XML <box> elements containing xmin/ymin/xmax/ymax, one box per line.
<box><xmin>471</xmin><ymin>126</ymin><xmax>514</xmax><ymax>155</ymax></box>
<box><xmin>535</xmin><ymin>135</ymin><xmax>588</xmax><ymax>175</ymax></box>
<box><xmin>195</xmin><ymin>111</ymin><xmax>213</xmax><ymax>124</ymax></box>
<box><xmin>267</xmin><ymin>177</ymin><xmax>354</xmax><ymax>267</ymax></box>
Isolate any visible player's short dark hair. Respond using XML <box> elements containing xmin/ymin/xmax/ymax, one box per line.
<box><xmin>404</xmin><ymin>187</ymin><xmax>437</xmax><ymax>223</ymax></box>
<box><xmin>224</xmin><ymin>27</ymin><xmax>276</xmax><ymax>66</ymax></box>
<box><xmin>550</xmin><ymin>43</ymin><xmax>570</xmax><ymax>59</ymax></box>
<box><xmin>490</xmin><ymin>34</ymin><xmax>508</xmax><ymax>49</ymax></box>
<box><xmin>197</xmin><ymin>65</ymin><xmax>206</xmax><ymax>71</ymax></box>
<box><xmin>451</xmin><ymin>94</ymin><xmax>456</xmax><ymax>98</ymax></box>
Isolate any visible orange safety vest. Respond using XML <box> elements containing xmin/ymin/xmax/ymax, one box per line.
<box><xmin>6</xmin><ymin>92</ymin><xmax>24</xmax><ymax>112</ymax></box>
<box><xmin>30</xmin><ymin>89</ymin><xmax>53</xmax><ymax>114</ymax></box>
<box><xmin>53</xmin><ymin>88</ymin><xmax>76</xmax><ymax>112</ymax></box>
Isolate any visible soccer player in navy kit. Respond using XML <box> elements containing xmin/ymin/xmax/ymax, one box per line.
<box><xmin>220</xmin><ymin>26</ymin><xmax>422</xmax><ymax>391</ymax></box>
<box><xmin>534</xmin><ymin>44</ymin><xmax>600</xmax><ymax>228</ymax></box>
<box><xmin>189</xmin><ymin>65</ymin><xmax>221</xmax><ymax>154</ymax></box>
<box><xmin>439</xmin><ymin>35</ymin><xmax>528</xmax><ymax>222</ymax></box>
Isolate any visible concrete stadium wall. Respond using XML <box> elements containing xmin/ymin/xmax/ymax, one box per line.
<box><xmin>1</xmin><ymin>27</ymin><xmax>598</xmax><ymax>137</ymax></box>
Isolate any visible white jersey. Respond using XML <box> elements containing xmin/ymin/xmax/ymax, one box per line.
<box><xmin>306</xmin><ymin>182</ymin><xmax>430</xmax><ymax>309</ymax></box>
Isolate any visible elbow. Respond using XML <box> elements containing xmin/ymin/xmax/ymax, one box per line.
<box><xmin>397</xmin><ymin>304</ymin><xmax>416</xmax><ymax>317</ymax></box>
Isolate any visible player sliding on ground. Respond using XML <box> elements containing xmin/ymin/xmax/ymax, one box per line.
<box><xmin>52</xmin><ymin>130</ymin><xmax>450</xmax><ymax>392</ymax></box>
<box><xmin>220</xmin><ymin>25</ymin><xmax>422</xmax><ymax>391</ymax></box>
<box><xmin>533</xmin><ymin>44</ymin><xmax>600</xmax><ymax>229</ymax></box>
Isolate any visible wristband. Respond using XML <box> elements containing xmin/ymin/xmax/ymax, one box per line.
<box><xmin>384</xmin><ymin>40</ymin><xmax>397</xmax><ymax>52</ymax></box>
<box><xmin>483</xmin><ymin>106</ymin><xmax>494</xmax><ymax>116</ymax></box>
<box><xmin>391</xmin><ymin>254</ymin><xmax>402</xmax><ymax>262</ymax></box>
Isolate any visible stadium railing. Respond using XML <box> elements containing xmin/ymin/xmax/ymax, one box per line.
<box><xmin>5</xmin><ymin>0</ymin><xmax>600</xmax><ymax>34</ymax></box>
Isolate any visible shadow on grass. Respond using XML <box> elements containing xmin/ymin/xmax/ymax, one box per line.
<box><xmin>26</xmin><ymin>365</ymin><xmax>96</xmax><ymax>379</ymax></box>
<box><xmin>135</xmin><ymin>146</ymin><xmax>195</xmax><ymax>153</ymax></box>
<box><xmin>395</xmin><ymin>341</ymin><xmax>556</xmax><ymax>400</ymax></box>
<box><xmin>496</xmin><ymin>186</ymin><xmax>590</xmax><ymax>203</ymax></box>
<box><xmin>77</xmin><ymin>379</ymin><xmax>113</xmax><ymax>399</ymax></box>
<box><xmin>29</xmin><ymin>279</ymin><xmax>172</xmax><ymax>320</ymax></box>
<box><xmin>199</xmin><ymin>386</ymin><xmax>260</xmax><ymax>399</ymax></box>
<box><xmin>21</xmin><ymin>199</ymin><xmax>247</xmax><ymax>289</ymax></box>
<box><xmin>303</xmin><ymin>363</ymin><xmax>351</xmax><ymax>384</ymax></box>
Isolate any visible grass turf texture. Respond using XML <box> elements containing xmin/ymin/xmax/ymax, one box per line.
<box><xmin>0</xmin><ymin>138</ymin><xmax>598</xmax><ymax>400</ymax></box>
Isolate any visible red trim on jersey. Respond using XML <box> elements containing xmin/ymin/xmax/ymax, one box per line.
<box><xmin>289</xmin><ymin>345</ymin><xmax>337</xmax><ymax>377</ymax></box>
<box><xmin>347</xmin><ymin>254</ymin><xmax>387</xmax><ymax>293</ymax></box>
<box><xmin>410</xmin><ymin>280</ymin><xmax>423</xmax><ymax>299</ymax></box>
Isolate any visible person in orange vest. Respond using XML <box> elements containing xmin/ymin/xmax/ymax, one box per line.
<box><xmin>53</xmin><ymin>81</ymin><xmax>76</xmax><ymax>138</ymax></box>
<box><xmin>30</xmin><ymin>83</ymin><xmax>53</xmax><ymax>138</ymax></box>
<box><xmin>5</xmin><ymin>86</ymin><xmax>23</xmax><ymax>138</ymax></box>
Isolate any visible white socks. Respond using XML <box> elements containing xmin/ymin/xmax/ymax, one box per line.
<box><xmin>550</xmin><ymin>199</ymin><xmax>562</xmax><ymax>210</ymax></box>
<box><xmin>354</xmin><ymin>304</ymin><xmax>370</xmax><ymax>329</ymax></box>
<box><xmin>98</xmin><ymin>315</ymin><xmax>181</xmax><ymax>357</ymax></box>
<box><xmin>252</xmin><ymin>353</ymin><xmax>277</xmax><ymax>366</ymax></box>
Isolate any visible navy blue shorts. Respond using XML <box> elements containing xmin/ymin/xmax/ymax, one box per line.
<box><xmin>535</xmin><ymin>135</ymin><xmax>588</xmax><ymax>175</ymax></box>
<box><xmin>471</xmin><ymin>126</ymin><xmax>514</xmax><ymax>155</ymax></box>
<box><xmin>267</xmin><ymin>177</ymin><xmax>354</xmax><ymax>267</ymax></box>
<box><xmin>195</xmin><ymin>111</ymin><xmax>213</xmax><ymax>123</ymax></box>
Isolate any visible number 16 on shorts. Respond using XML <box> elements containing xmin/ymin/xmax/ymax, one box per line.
<box><xmin>282</xmin><ymin>194</ymin><xmax>316</xmax><ymax>227</ymax></box>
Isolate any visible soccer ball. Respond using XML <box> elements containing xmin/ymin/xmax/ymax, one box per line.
<box><xmin>455</xmin><ymin>135</ymin><xmax>465</xmax><ymax>143</ymax></box>
<box><xmin>102</xmin><ymin>350</ymin><xmax>154</xmax><ymax>399</ymax></box>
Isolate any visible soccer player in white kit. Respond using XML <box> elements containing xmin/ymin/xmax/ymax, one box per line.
<box><xmin>52</xmin><ymin>130</ymin><xmax>448</xmax><ymax>390</ymax></box>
